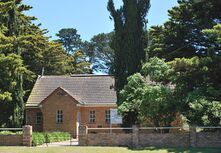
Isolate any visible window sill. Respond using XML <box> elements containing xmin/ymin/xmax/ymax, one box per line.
<box><xmin>88</xmin><ymin>122</ymin><xmax>96</xmax><ymax>124</ymax></box>
<box><xmin>56</xmin><ymin>122</ymin><xmax>63</xmax><ymax>124</ymax></box>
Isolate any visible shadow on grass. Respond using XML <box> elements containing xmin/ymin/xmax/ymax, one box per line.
<box><xmin>128</xmin><ymin>146</ymin><xmax>221</xmax><ymax>153</ymax></box>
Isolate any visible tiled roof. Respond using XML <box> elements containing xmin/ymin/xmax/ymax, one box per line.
<box><xmin>25</xmin><ymin>75</ymin><xmax>117</xmax><ymax>107</ymax></box>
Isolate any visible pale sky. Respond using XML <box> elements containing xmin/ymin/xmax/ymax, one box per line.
<box><xmin>23</xmin><ymin>0</ymin><xmax>178</xmax><ymax>41</ymax></box>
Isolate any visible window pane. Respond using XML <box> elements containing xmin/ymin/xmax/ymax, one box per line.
<box><xmin>89</xmin><ymin>110</ymin><xmax>96</xmax><ymax>123</ymax></box>
<box><xmin>105</xmin><ymin>110</ymin><xmax>110</xmax><ymax>124</ymax></box>
<box><xmin>36</xmin><ymin>112</ymin><xmax>42</xmax><ymax>124</ymax></box>
<box><xmin>56</xmin><ymin>110</ymin><xmax>63</xmax><ymax>123</ymax></box>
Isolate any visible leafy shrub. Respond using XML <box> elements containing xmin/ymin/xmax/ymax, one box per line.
<box><xmin>32</xmin><ymin>132</ymin><xmax>70</xmax><ymax>146</ymax></box>
<box><xmin>45</xmin><ymin>132</ymin><xmax>70</xmax><ymax>143</ymax></box>
<box><xmin>32</xmin><ymin>132</ymin><xmax>46</xmax><ymax>146</ymax></box>
<box><xmin>0</xmin><ymin>131</ymin><xmax>22</xmax><ymax>135</ymax></box>
<box><xmin>0</xmin><ymin>131</ymin><xmax>14</xmax><ymax>135</ymax></box>
<box><xmin>15</xmin><ymin>131</ymin><xmax>22</xmax><ymax>135</ymax></box>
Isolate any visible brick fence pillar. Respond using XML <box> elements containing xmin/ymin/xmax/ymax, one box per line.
<box><xmin>22</xmin><ymin>125</ymin><xmax>32</xmax><ymax>147</ymax></box>
<box><xmin>78</xmin><ymin>125</ymin><xmax>88</xmax><ymax>146</ymax></box>
<box><xmin>189</xmin><ymin>126</ymin><xmax>197</xmax><ymax>147</ymax></box>
<box><xmin>132</xmin><ymin>125</ymin><xmax>139</xmax><ymax>148</ymax></box>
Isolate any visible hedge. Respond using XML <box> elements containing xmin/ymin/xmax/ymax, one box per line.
<box><xmin>32</xmin><ymin>132</ymin><xmax>71</xmax><ymax>146</ymax></box>
<box><xmin>45</xmin><ymin>132</ymin><xmax>71</xmax><ymax>143</ymax></box>
<box><xmin>0</xmin><ymin>131</ymin><xmax>22</xmax><ymax>135</ymax></box>
<box><xmin>32</xmin><ymin>132</ymin><xmax>46</xmax><ymax>146</ymax></box>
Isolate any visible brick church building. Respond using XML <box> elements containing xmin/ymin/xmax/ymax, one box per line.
<box><xmin>25</xmin><ymin>75</ymin><xmax>117</xmax><ymax>136</ymax></box>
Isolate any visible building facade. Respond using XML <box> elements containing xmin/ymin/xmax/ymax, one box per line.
<box><xmin>25</xmin><ymin>75</ymin><xmax>117</xmax><ymax>136</ymax></box>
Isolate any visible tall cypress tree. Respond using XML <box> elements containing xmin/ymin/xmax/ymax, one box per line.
<box><xmin>1</xmin><ymin>0</ymin><xmax>31</xmax><ymax>127</ymax></box>
<box><xmin>107</xmin><ymin>0</ymin><xmax>150</xmax><ymax>126</ymax></box>
<box><xmin>107</xmin><ymin>0</ymin><xmax>150</xmax><ymax>93</ymax></box>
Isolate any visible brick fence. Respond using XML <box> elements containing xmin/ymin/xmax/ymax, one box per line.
<box><xmin>78</xmin><ymin>125</ymin><xmax>221</xmax><ymax>148</ymax></box>
<box><xmin>0</xmin><ymin>125</ymin><xmax>32</xmax><ymax>146</ymax></box>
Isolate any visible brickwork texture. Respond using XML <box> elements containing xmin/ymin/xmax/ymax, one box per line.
<box><xmin>79</xmin><ymin>125</ymin><xmax>221</xmax><ymax>148</ymax></box>
<box><xmin>0</xmin><ymin>125</ymin><xmax>32</xmax><ymax>146</ymax></box>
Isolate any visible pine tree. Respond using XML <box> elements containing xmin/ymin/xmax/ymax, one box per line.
<box><xmin>148</xmin><ymin>0</ymin><xmax>221</xmax><ymax>61</ymax></box>
<box><xmin>0</xmin><ymin>0</ymin><xmax>34</xmax><ymax>126</ymax></box>
<box><xmin>0</xmin><ymin>54</ymin><xmax>31</xmax><ymax>127</ymax></box>
<box><xmin>0</xmin><ymin>0</ymin><xmax>91</xmax><ymax>127</ymax></box>
<box><xmin>56</xmin><ymin>28</ymin><xmax>82</xmax><ymax>54</ymax></box>
<box><xmin>83</xmin><ymin>32</ymin><xmax>114</xmax><ymax>74</ymax></box>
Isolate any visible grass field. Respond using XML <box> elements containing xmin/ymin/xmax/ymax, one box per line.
<box><xmin>0</xmin><ymin>146</ymin><xmax>220</xmax><ymax>153</ymax></box>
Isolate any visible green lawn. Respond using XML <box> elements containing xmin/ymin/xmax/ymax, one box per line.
<box><xmin>0</xmin><ymin>147</ymin><xmax>220</xmax><ymax>153</ymax></box>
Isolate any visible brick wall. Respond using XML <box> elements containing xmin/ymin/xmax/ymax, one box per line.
<box><xmin>26</xmin><ymin>108</ymin><xmax>43</xmax><ymax>132</ymax></box>
<box><xmin>0</xmin><ymin>126</ymin><xmax>32</xmax><ymax>146</ymax></box>
<box><xmin>80</xmin><ymin>106</ymin><xmax>118</xmax><ymax>128</ymax></box>
<box><xmin>197</xmin><ymin>132</ymin><xmax>221</xmax><ymax>147</ymax></box>
<box><xmin>40</xmin><ymin>88</ymin><xmax>78</xmax><ymax>136</ymax></box>
<box><xmin>139</xmin><ymin>133</ymin><xmax>189</xmax><ymax>147</ymax></box>
<box><xmin>82</xmin><ymin>132</ymin><xmax>189</xmax><ymax>147</ymax></box>
<box><xmin>0</xmin><ymin>135</ymin><xmax>23</xmax><ymax>146</ymax></box>
<box><xmin>79</xmin><ymin>125</ymin><xmax>221</xmax><ymax>148</ymax></box>
<box><xmin>87</xmin><ymin>133</ymin><xmax>132</xmax><ymax>146</ymax></box>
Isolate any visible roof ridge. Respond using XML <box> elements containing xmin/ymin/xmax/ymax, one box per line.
<box><xmin>71</xmin><ymin>74</ymin><xmax>114</xmax><ymax>77</ymax></box>
<box><xmin>37</xmin><ymin>74</ymin><xmax>114</xmax><ymax>78</ymax></box>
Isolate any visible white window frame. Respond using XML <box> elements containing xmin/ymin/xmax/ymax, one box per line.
<box><xmin>56</xmin><ymin>110</ymin><xmax>63</xmax><ymax>124</ymax></box>
<box><xmin>105</xmin><ymin>110</ymin><xmax>110</xmax><ymax>124</ymax></box>
<box><xmin>89</xmin><ymin>110</ymin><xmax>96</xmax><ymax>123</ymax></box>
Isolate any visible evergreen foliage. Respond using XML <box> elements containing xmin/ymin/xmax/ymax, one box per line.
<box><xmin>0</xmin><ymin>0</ymin><xmax>91</xmax><ymax>127</ymax></box>
<box><xmin>83</xmin><ymin>32</ymin><xmax>114</xmax><ymax>74</ymax></box>
<box><xmin>118</xmin><ymin>0</ymin><xmax>221</xmax><ymax>126</ymax></box>
<box><xmin>56</xmin><ymin>28</ymin><xmax>82</xmax><ymax>55</ymax></box>
<box><xmin>107</xmin><ymin>0</ymin><xmax>150</xmax><ymax>92</ymax></box>
<box><xmin>148</xmin><ymin>0</ymin><xmax>221</xmax><ymax>60</ymax></box>
<box><xmin>119</xmin><ymin>24</ymin><xmax>221</xmax><ymax>127</ymax></box>
<box><xmin>107</xmin><ymin>0</ymin><xmax>150</xmax><ymax>126</ymax></box>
